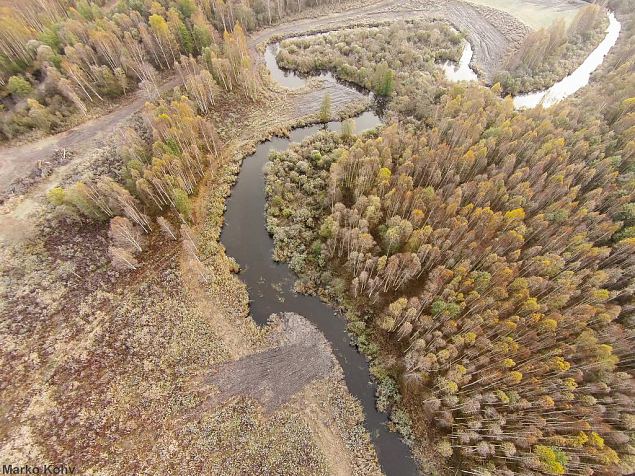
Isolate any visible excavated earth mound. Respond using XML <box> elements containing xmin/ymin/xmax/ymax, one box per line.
<box><xmin>192</xmin><ymin>313</ymin><xmax>339</xmax><ymax>413</ymax></box>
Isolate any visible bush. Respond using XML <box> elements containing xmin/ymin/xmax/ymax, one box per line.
<box><xmin>173</xmin><ymin>188</ymin><xmax>192</xmax><ymax>219</ymax></box>
<box><xmin>27</xmin><ymin>99</ymin><xmax>55</xmax><ymax>131</ymax></box>
<box><xmin>47</xmin><ymin>186</ymin><xmax>66</xmax><ymax>206</ymax></box>
<box><xmin>7</xmin><ymin>75</ymin><xmax>32</xmax><ymax>97</ymax></box>
<box><xmin>374</xmin><ymin>371</ymin><xmax>401</xmax><ymax>412</ymax></box>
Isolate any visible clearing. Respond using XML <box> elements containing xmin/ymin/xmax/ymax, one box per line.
<box><xmin>465</xmin><ymin>0</ymin><xmax>588</xmax><ymax>29</ymax></box>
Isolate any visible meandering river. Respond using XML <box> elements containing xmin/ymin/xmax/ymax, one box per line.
<box><xmin>441</xmin><ymin>41</ymin><xmax>479</xmax><ymax>82</ymax></box>
<box><xmin>512</xmin><ymin>12</ymin><xmax>621</xmax><ymax>108</ymax></box>
<box><xmin>268</xmin><ymin>9</ymin><xmax>621</xmax><ymax>109</ymax></box>
<box><xmin>221</xmin><ymin>45</ymin><xmax>419</xmax><ymax>476</ymax></box>
<box><xmin>220</xmin><ymin>11</ymin><xmax>621</xmax><ymax>474</ymax></box>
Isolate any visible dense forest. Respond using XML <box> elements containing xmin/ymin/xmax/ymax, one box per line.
<box><xmin>265</xmin><ymin>2</ymin><xmax>635</xmax><ymax>475</ymax></box>
<box><xmin>0</xmin><ymin>0</ymin><xmax>345</xmax><ymax>141</ymax></box>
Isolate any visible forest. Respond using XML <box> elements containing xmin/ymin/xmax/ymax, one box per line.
<box><xmin>0</xmin><ymin>0</ymin><xmax>342</xmax><ymax>141</ymax></box>
<box><xmin>0</xmin><ymin>0</ymin><xmax>392</xmax><ymax>473</ymax></box>
<box><xmin>43</xmin><ymin>20</ymin><xmax>258</xmax><ymax>270</ymax></box>
<box><xmin>0</xmin><ymin>0</ymin><xmax>633</xmax><ymax>474</ymax></box>
<box><xmin>265</xmin><ymin>1</ymin><xmax>635</xmax><ymax>474</ymax></box>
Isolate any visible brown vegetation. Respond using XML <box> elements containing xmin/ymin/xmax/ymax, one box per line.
<box><xmin>2</xmin><ymin>0</ymin><xmax>631</xmax><ymax>475</ymax></box>
<box><xmin>276</xmin><ymin>20</ymin><xmax>462</xmax><ymax>97</ymax></box>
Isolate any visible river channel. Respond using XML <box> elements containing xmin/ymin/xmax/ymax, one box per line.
<box><xmin>221</xmin><ymin>44</ymin><xmax>420</xmax><ymax>476</ymax></box>
<box><xmin>220</xmin><ymin>11</ymin><xmax>622</xmax><ymax>472</ymax></box>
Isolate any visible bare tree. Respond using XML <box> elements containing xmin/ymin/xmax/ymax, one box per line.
<box><xmin>109</xmin><ymin>216</ymin><xmax>144</xmax><ymax>253</ymax></box>
<box><xmin>157</xmin><ymin>216</ymin><xmax>177</xmax><ymax>240</ymax></box>
<box><xmin>108</xmin><ymin>246</ymin><xmax>139</xmax><ymax>270</ymax></box>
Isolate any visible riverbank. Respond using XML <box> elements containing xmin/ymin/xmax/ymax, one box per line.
<box><xmin>0</xmin><ymin>68</ymin><xmax>383</xmax><ymax>474</ymax></box>
<box><xmin>513</xmin><ymin>11</ymin><xmax>621</xmax><ymax>108</ymax></box>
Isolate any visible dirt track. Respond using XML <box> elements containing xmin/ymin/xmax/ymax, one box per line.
<box><xmin>0</xmin><ymin>0</ymin><xmax>530</xmax><ymax>195</ymax></box>
<box><xmin>0</xmin><ymin>77</ymin><xmax>179</xmax><ymax>195</ymax></box>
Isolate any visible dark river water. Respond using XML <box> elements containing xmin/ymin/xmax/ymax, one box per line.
<box><xmin>220</xmin><ymin>43</ymin><xmax>420</xmax><ymax>475</ymax></box>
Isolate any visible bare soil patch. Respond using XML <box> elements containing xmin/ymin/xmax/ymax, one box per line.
<box><xmin>192</xmin><ymin>313</ymin><xmax>337</xmax><ymax>413</ymax></box>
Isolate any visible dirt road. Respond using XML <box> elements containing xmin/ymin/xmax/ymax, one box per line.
<box><xmin>0</xmin><ymin>77</ymin><xmax>179</xmax><ymax>194</ymax></box>
<box><xmin>0</xmin><ymin>0</ymin><xmax>529</xmax><ymax>195</ymax></box>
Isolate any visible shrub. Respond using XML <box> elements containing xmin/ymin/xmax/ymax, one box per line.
<box><xmin>47</xmin><ymin>186</ymin><xmax>65</xmax><ymax>206</ymax></box>
<box><xmin>173</xmin><ymin>188</ymin><xmax>192</xmax><ymax>219</ymax></box>
<box><xmin>7</xmin><ymin>75</ymin><xmax>32</xmax><ymax>97</ymax></box>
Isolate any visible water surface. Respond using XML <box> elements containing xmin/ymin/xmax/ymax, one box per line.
<box><xmin>224</xmin><ymin>10</ymin><xmax>624</xmax><ymax>469</ymax></box>
<box><xmin>222</xmin><ymin>44</ymin><xmax>420</xmax><ymax>476</ymax></box>
<box><xmin>441</xmin><ymin>41</ymin><xmax>479</xmax><ymax>82</ymax></box>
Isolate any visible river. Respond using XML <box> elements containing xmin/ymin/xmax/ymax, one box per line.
<box><xmin>220</xmin><ymin>10</ymin><xmax>621</xmax><ymax>474</ymax></box>
<box><xmin>441</xmin><ymin>41</ymin><xmax>479</xmax><ymax>82</ymax></box>
<box><xmin>221</xmin><ymin>45</ymin><xmax>420</xmax><ymax>476</ymax></box>
<box><xmin>513</xmin><ymin>12</ymin><xmax>621</xmax><ymax>108</ymax></box>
